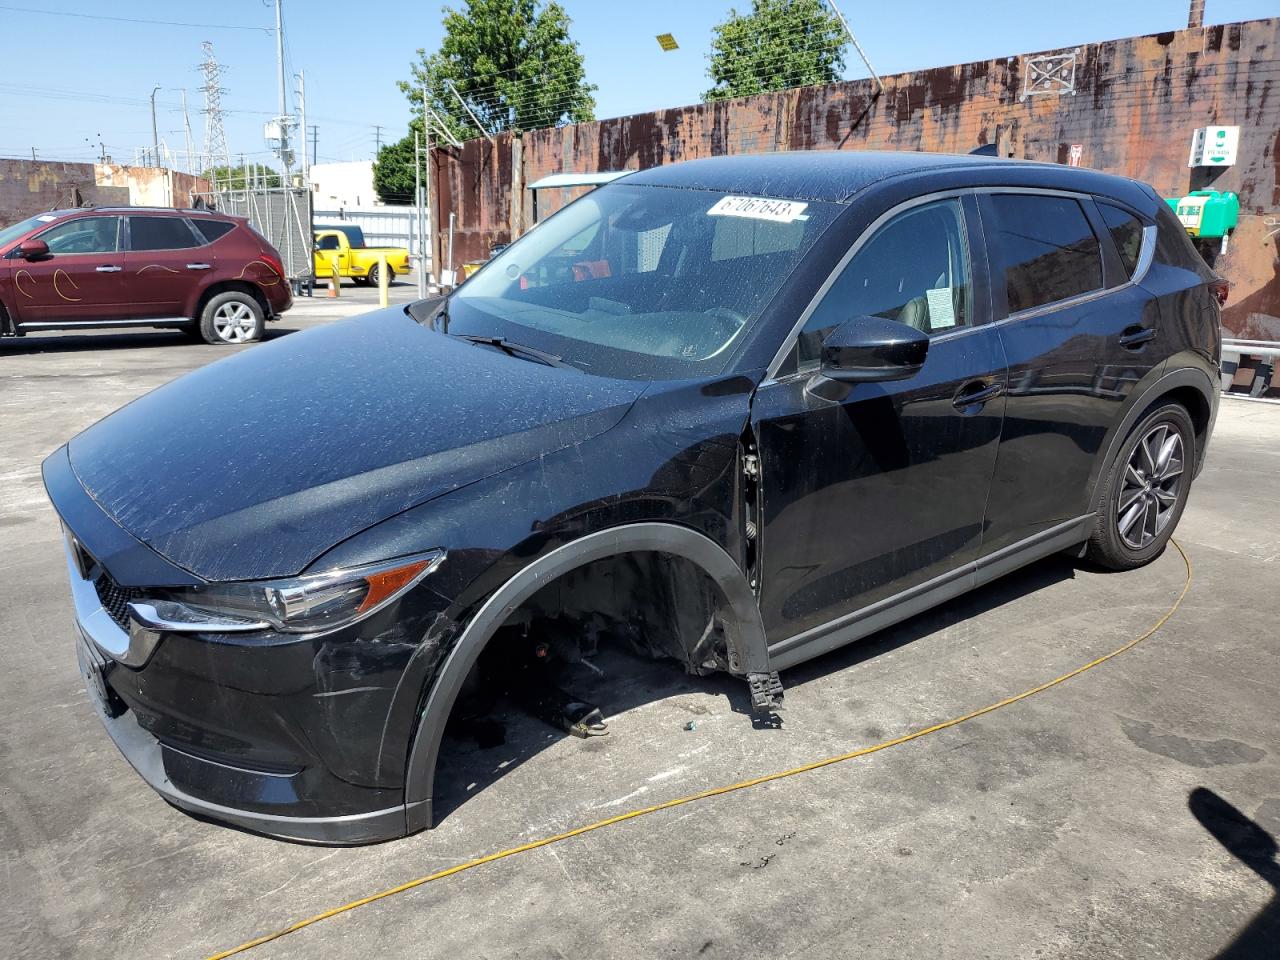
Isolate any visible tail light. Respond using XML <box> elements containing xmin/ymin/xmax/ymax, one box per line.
<box><xmin>259</xmin><ymin>251</ymin><xmax>286</xmax><ymax>278</ymax></box>
<box><xmin>1209</xmin><ymin>278</ymin><xmax>1229</xmax><ymax>306</ymax></box>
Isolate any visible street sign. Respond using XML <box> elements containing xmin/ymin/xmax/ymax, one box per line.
<box><xmin>656</xmin><ymin>33</ymin><xmax>678</xmax><ymax>51</ymax></box>
<box><xmin>1188</xmin><ymin>126</ymin><xmax>1239</xmax><ymax>167</ymax></box>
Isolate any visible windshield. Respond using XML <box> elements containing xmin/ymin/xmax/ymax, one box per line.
<box><xmin>446</xmin><ymin>183</ymin><xmax>841</xmax><ymax>379</ymax></box>
<box><xmin>0</xmin><ymin>214</ymin><xmax>60</xmax><ymax>250</ymax></box>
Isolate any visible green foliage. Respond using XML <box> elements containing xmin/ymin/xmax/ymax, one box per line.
<box><xmin>704</xmin><ymin>0</ymin><xmax>848</xmax><ymax>102</ymax></box>
<box><xmin>398</xmin><ymin>0</ymin><xmax>595</xmax><ymax>144</ymax></box>
<box><xmin>373</xmin><ymin>127</ymin><xmax>422</xmax><ymax>204</ymax></box>
<box><xmin>203</xmin><ymin>163</ymin><xmax>281</xmax><ymax>190</ymax></box>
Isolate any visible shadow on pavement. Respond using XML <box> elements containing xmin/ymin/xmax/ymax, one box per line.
<box><xmin>1190</xmin><ymin>787</ymin><xmax>1280</xmax><ymax>959</ymax></box>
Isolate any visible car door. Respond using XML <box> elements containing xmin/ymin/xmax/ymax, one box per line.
<box><xmin>976</xmin><ymin>191</ymin><xmax>1162</xmax><ymax>556</ymax></box>
<box><xmin>314</xmin><ymin>232</ymin><xmax>347</xmax><ymax>277</ymax></box>
<box><xmin>751</xmin><ymin>193</ymin><xmax>1007</xmax><ymax>655</ymax></box>
<box><xmin>124</xmin><ymin>215</ymin><xmax>207</xmax><ymax>319</ymax></box>
<box><xmin>10</xmin><ymin>215</ymin><xmax>127</xmax><ymax>324</ymax></box>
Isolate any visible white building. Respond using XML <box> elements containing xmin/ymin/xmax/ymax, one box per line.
<box><xmin>309</xmin><ymin>160</ymin><xmax>378</xmax><ymax>211</ymax></box>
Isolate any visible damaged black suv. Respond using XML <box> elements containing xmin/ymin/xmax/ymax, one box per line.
<box><xmin>46</xmin><ymin>151</ymin><xmax>1220</xmax><ymax>843</ymax></box>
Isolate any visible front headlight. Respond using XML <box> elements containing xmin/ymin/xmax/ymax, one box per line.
<box><xmin>129</xmin><ymin>550</ymin><xmax>445</xmax><ymax>636</ymax></box>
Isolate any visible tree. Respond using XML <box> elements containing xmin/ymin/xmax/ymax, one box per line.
<box><xmin>704</xmin><ymin>0</ymin><xmax>848</xmax><ymax>102</ymax></box>
<box><xmin>397</xmin><ymin>0</ymin><xmax>595</xmax><ymax>146</ymax></box>
<box><xmin>373</xmin><ymin>128</ymin><xmax>421</xmax><ymax>204</ymax></box>
<box><xmin>202</xmin><ymin>162</ymin><xmax>281</xmax><ymax>190</ymax></box>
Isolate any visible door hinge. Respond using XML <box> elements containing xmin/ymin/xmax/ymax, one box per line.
<box><xmin>742</xmin><ymin>453</ymin><xmax>760</xmax><ymax>479</ymax></box>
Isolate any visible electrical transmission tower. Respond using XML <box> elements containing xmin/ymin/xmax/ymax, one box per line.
<box><xmin>199</xmin><ymin>41</ymin><xmax>231</xmax><ymax>178</ymax></box>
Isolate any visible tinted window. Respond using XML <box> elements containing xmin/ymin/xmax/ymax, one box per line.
<box><xmin>798</xmin><ymin>198</ymin><xmax>972</xmax><ymax>365</ymax></box>
<box><xmin>1098</xmin><ymin>202</ymin><xmax>1143</xmax><ymax>279</ymax></box>
<box><xmin>1152</xmin><ymin>202</ymin><xmax>1216</xmax><ymax>280</ymax></box>
<box><xmin>193</xmin><ymin>219</ymin><xmax>235</xmax><ymax>243</ymax></box>
<box><xmin>987</xmin><ymin>194</ymin><xmax>1103</xmax><ymax>313</ymax></box>
<box><xmin>129</xmin><ymin>216</ymin><xmax>200</xmax><ymax>251</ymax></box>
<box><xmin>36</xmin><ymin>216</ymin><xmax>120</xmax><ymax>254</ymax></box>
<box><xmin>316</xmin><ymin>234</ymin><xmax>340</xmax><ymax>251</ymax></box>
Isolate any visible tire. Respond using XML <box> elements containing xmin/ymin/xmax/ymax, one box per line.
<box><xmin>352</xmin><ymin>276</ymin><xmax>369</xmax><ymax>287</ymax></box>
<box><xmin>199</xmin><ymin>291</ymin><xmax>265</xmax><ymax>345</ymax></box>
<box><xmin>368</xmin><ymin>262</ymin><xmax>396</xmax><ymax>288</ymax></box>
<box><xmin>1085</xmin><ymin>400</ymin><xmax>1195</xmax><ymax>570</ymax></box>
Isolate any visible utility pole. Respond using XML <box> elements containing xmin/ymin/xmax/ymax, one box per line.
<box><xmin>825</xmin><ymin>0</ymin><xmax>883</xmax><ymax>95</ymax></box>
<box><xmin>273</xmin><ymin>0</ymin><xmax>291</xmax><ymax>182</ymax></box>
<box><xmin>150</xmin><ymin>85</ymin><xmax>162</xmax><ymax>167</ymax></box>
<box><xmin>309</xmin><ymin>125</ymin><xmax>318</xmax><ymax>163</ymax></box>
<box><xmin>373</xmin><ymin>125</ymin><xmax>384</xmax><ymax>155</ymax></box>
<box><xmin>415</xmin><ymin>131</ymin><xmax>426</xmax><ymax>299</ymax></box>
<box><xmin>180</xmin><ymin>89</ymin><xmax>194</xmax><ymax>174</ymax></box>
<box><xmin>423</xmin><ymin>85</ymin><xmax>435</xmax><ymax>289</ymax></box>
<box><xmin>295</xmin><ymin>70</ymin><xmax>308</xmax><ymax>185</ymax></box>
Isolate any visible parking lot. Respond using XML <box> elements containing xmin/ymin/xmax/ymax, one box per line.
<box><xmin>2</xmin><ymin>284</ymin><xmax>1278</xmax><ymax>959</ymax></box>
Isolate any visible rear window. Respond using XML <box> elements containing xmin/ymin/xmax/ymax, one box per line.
<box><xmin>1153</xmin><ymin>202</ymin><xmax>1217</xmax><ymax>280</ymax></box>
<box><xmin>1098</xmin><ymin>202</ymin><xmax>1144</xmax><ymax>280</ymax></box>
<box><xmin>192</xmin><ymin>219</ymin><xmax>235</xmax><ymax>244</ymax></box>
<box><xmin>986</xmin><ymin>194</ymin><xmax>1104</xmax><ymax>314</ymax></box>
<box><xmin>130</xmin><ymin>216</ymin><xmax>200</xmax><ymax>251</ymax></box>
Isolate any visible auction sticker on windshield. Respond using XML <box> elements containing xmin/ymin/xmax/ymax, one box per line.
<box><xmin>708</xmin><ymin>196</ymin><xmax>809</xmax><ymax>223</ymax></box>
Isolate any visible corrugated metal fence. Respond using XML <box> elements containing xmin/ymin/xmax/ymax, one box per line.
<box><xmin>313</xmin><ymin>206</ymin><xmax>422</xmax><ymax>256</ymax></box>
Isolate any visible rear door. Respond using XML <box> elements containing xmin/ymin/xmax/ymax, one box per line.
<box><xmin>751</xmin><ymin>193</ymin><xmax>1007</xmax><ymax>653</ymax></box>
<box><xmin>977</xmin><ymin>190</ymin><xmax>1162</xmax><ymax>555</ymax></box>
<box><xmin>10</xmin><ymin>215</ymin><xmax>127</xmax><ymax>324</ymax></box>
<box><xmin>123</xmin><ymin>215</ymin><xmax>207</xmax><ymax>319</ymax></box>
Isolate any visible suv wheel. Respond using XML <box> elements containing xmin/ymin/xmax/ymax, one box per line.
<box><xmin>200</xmin><ymin>291</ymin><xmax>265</xmax><ymax>345</ymax></box>
<box><xmin>1086</xmin><ymin>401</ymin><xmax>1194</xmax><ymax>570</ymax></box>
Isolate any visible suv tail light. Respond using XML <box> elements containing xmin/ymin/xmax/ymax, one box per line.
<box><xmin>259</xmin><ymin>251</ymin><xmax>286</xmax><ymax>278</ymax></box>
<box><xmin>1209</xmin><ymin>278</ymin><xmax>1229</xmax><ymax>306</ymax></box>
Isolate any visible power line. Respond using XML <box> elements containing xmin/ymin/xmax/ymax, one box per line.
<box><xmin>0</xmin><ymin>4</ymin><xmax>271</xmax><ymax>31</ymax></box>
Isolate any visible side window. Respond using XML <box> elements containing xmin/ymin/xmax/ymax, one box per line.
<box><xmin>193</xmin><ymin>219</ymin><xmax>235</xmax><ymax>244</ymax></box>
<box><xmin>36</xmin><ymin>216</ymin><xmax>120</xmax><ymax>255</ymax></box>
<box><xmin>315</xmin><ymin>234</ymin><xmax>340</xmax><ymax>251</ymax></box>
<box><xmin>798</xmin><ymin>198</ymin><xmax>972</xmax><ymax>365</ymax></box>
<box><xmin>129</xmin><ymin>216</ymin><xmax>201</xmax><ymax>252</ymax></box>
<box><xmin>986</xmin><ymin>194</ymin><xmax>1103</xmax><ymax>313</ymax></box>
<box><xmin>1098</xmin><ymin>202</ymin><xmax>1144</xmax><ymax>280</ymax></box>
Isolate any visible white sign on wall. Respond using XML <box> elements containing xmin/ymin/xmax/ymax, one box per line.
<box><xmin>1188</xmin><ymin>126</ymin><xmax>1239</xmax><ymax>167</ymax></box>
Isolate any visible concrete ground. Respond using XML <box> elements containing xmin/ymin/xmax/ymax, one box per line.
<box><xmin>2</xmin><ymin>293</ymin><xmax>1278</xmax><ymax>958</ymax></box>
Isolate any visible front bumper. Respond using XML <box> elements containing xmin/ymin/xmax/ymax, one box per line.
<box><xmin>76</xmin><ymin>628</ymin><xmax>421</xmax><ymax>844</ymax></box>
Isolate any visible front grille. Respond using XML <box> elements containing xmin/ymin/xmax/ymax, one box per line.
<box><xmin>93</xmin><ymin>574</ymin><xmax>144</xmax><ymax>630</ymax></box>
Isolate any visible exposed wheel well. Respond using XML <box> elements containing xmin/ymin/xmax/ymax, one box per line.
<box><xmin>193</xmin><ymin>281</ymin><xmax>269</xmax><ymax>322</ymax></box>
<box><xmin>402</xmin><ymin>523</ymin><xmax>770</xmax><ymax>832</ymax></box>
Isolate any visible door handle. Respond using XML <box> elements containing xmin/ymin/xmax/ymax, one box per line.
<box><xmin>1119</xmin><ymin>325</ymin><xmax>1157</xmax><ymax>349</ymax></box>
<box><xmin>952</xmin><ymin>380</ymin><xmax>1004</xmax><ymax>410</ymax></box>
<box><xmin>186</xmin><ymin>263</ymin><xmax>212</xmax><ymax>270</ymax></box>
<box><xmin>95</xmin><ymin>265</ymin><xmax>122</xmax><ymax>273</ymax></box>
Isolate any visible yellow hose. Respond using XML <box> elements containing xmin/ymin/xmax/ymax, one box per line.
<box><xmin>207</xmin><ymin>540</ymin><xmax>1192</xmax><ymax>959</ymax></box>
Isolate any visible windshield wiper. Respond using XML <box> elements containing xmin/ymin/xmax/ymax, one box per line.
<box><xmin>457</xmin><ymin>334</ymin><xmax>577</xmax><ymax>371</ymax></box>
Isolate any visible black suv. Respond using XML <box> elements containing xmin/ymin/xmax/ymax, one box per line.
<box><xmin>45</xmin><ymin>152</ymin><xmax>1220</xmax><ymax>844</ymax></box>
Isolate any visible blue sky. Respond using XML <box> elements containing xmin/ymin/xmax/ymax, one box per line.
<box><xmin>0</xmin><ymin>0</ymin><xmax>1271</xmax><ymax>170</ymax></box>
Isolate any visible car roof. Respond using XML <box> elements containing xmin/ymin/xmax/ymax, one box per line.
<box><xmin>45</xmin><ymin>206</ymin><xmax>232</xmax><ymax>218</ymax></box>
<box><xmin>622</xmin><ymin>150</ymin><xmax>1148</xmax><ymax>205</ymax></box>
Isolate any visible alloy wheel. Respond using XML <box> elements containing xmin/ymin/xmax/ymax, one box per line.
<box><xmin>1116</xmin><ymin>422</ymin><xmax>1184</xmax><ymax>549</ymax></box>
<box><xmin>212</xmin><ymin>302</ymin><xmax>257</xmax><ymax>343</ymax></box>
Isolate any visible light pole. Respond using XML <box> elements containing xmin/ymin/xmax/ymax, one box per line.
<box><xmin>150</xmin><ymin>85</ymin><xmax>162</xmax><ymax>167</ymax></box>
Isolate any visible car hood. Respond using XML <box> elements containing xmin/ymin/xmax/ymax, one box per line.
<box><xmin>66</xmin><ymin>309</ymin><xmax>644</xmax><ymax>582</ymax></box>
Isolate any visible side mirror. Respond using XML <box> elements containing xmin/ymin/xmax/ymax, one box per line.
<box><xmin>19</xmin><ymin>239</ymin><xmax>49</xmax><ymax>260</ymax></box>
<box><xmin>819</xmin><ymin>316</ymin><xmax>929</xmax><ymax>382</ymax></box>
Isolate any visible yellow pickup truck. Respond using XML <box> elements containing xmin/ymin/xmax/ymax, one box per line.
<box><xmin>313</xmin><ymin>225</ymin><xmax>411</xmax><ymax>286</ymax></box>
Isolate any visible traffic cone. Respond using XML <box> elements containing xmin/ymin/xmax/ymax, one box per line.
<box><xmin>327</xmin><ymin>273</ymin><xmax>338</xmax><ymax>298</ymax></box>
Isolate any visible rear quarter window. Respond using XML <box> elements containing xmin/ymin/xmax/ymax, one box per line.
<box><xmin>192</xmin><ymin>219</ymin><xmax>235</xmax><ymax>244</ymax></box>
<box><xmin>985</xmin><ymin>193</ymin><xmax>1104</xmax><ymax>314</ymax></box>
<box><xmin>1098</xmin><ymin>202</ymin><xmax>1144</xmax><ymax>279</ymax></box>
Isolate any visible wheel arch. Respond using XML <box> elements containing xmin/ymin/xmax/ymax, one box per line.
<box><xmin>191</xmin><ymin>279</ymin><xmax>269</xmax><ymax>322</ymax></box>
<box><xmin>1088</xmin><ymin>365</ymin><xmax>1216</xmax><ymax>500</ymax></box>
<box><xmin>400</xmin><ymin>521</ymin><xmax>768</xmax><ymax>831</ymax></box>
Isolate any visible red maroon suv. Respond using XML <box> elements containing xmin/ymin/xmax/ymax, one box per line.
<box><xmin>0</xmin><ymin>207</ymin><xmax>292</xmax><ymax>345</ymax></box>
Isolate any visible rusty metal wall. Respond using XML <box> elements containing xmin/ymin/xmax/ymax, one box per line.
<box><xmin>0</xmin><ymin>160</ymin><xmax>213</xmax><ymax>227</ymax></box>
<box><xmin>433</xmin><ymin>18</ymin><xmax>1280</xmax><ymax>338</ymax></box>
